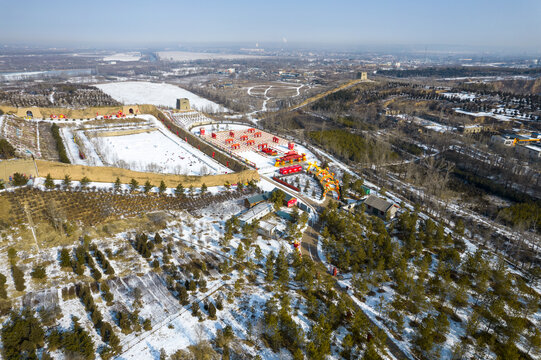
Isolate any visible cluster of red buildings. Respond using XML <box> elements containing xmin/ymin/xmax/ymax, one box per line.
<box><xmin>279</xmin><ymin>164</ymin><xmax>302</xmax><ymax>175</ymax></box>
<box><xmin>278</xmin><ymin>151</ymin><xmax>305</xmax><ymax>163</ymax></box>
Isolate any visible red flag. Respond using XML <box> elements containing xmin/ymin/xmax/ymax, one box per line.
<box><xmin>212</xmin><ymin>152</ymin><xmax>215</xmax><ymax>158</ymax></box>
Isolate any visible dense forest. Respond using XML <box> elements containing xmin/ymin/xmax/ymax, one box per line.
<box><xmin>320</xmin><ymin>203</ymin><xmax>541</xmax><ymax>359</ymax></box>
<box><xmin>309</xmin><ymin>129</ymin><xmax>399</xmax><ymax>165</ymax></box>
<box><xmin>379</xmin><ymin>66</ymin><xmax>541</xmax><ymax>79</ymax></box>
<box><xmin>498</xmin><ymin>202</ymin><xmax>541</xmax><ymax>233</ymax></box>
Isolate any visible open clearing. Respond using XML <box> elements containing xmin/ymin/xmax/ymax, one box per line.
<box><xmin>102</xmin><ymin>52</ymin><xmax>142</xmax><ymax>62</ymax></box>
<box><xmin>91</xmin><ymin>129</ymin><xmax>227</xmax><ymax>175</ymax></box>
<box><xmin>58</xmin><ymin>114</ymin><xmax>229</xmax><ymax>176</ymax></box>
<box><xmin>95</xmin><ymin>81</ymin><xmax>228</xmax><ymax>113</ymax></box>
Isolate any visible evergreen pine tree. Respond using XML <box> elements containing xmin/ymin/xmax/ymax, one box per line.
<box><xmin>143</xmin><ymin>180</ymin><xmax>153</xmax><ymax>193</ymax></box>
<box><xmin>44</xmin><ymin>173</ymin><xmax>55</xmax><ymax>189</ymax></box>
<box><xmin>11</xmin><ymin>265</ymin><xmax>25</xmax><ymax>291</ymax></box>
<box><xmin>0</xmin><ymin>273</ymin><xmax>6</xmax><ymax>299</ymax></box>
<box><xmin>275</xmin><ymin>249</ymin><xmax>289</xmax><ymax>284</ymax></box>
<box><xmin>114</xmin><ymin>177</ymin><xmax>121</xmax><ymax>193</ymax></box>
<box><xmin>265</xmin><ymin>252</ymin><xmax>275</xmax><ymax>282</ymax></box>
<box><xmin>192</xmin><ymin>301</ymin><xmax>200</xmax><ymax>316</ymax></box>
<box><xmin>175</xmin><ymin>183</ymin><xmax>184</xmax><ymax>197</ymax></box>
<box><xmin>60</xmin><ymin>248</ymin><xmax>71</xmax><ymax>268</ymax></box>
<box><xmin>235</xmin><ymin>243</ymin><xmax>245</xmax><ymax>261</ymax></box>
<box><xmin>159</xmin><ymin>180</ymin><xmax>167</xmax><ymax>194</ymax></box>
<box><xmin>80</xmin><ymin>176</ymin><xmax>91</xmax><ymax>188</ymax></box>
<box><xmin>130</xmin><ymin>178</ymin><xmax>139</xmax><ymax>192</ymax></box>
<box><xmin>208</xmin><ymin>302</ymin><xmax>217</xmax><ymax>318</ymax></box>
<box><xmin>63</xmin><ymin>174</ymin><xmax>72</xmax><ymax>189</ymax></box>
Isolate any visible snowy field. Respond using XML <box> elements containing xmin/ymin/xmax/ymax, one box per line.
<box><xmin>441</xmin><ymin>92</ymin><xmax>476</xmax><ymax>101</ymax></box>
<box><xmin>59</xmin><ymin>114</ymin><xmax>229</xmax><ymax>175</ymax></box>
<box><xmin>103</xmin><ymin>52</ymin><xmax>142</xmax><ymax>62</ymax></box>
<box><xmin>455</xmin><ymin>105</ymin><xmax>538</xmax><ymax>122</ymax></box>
<box><xmin>95</xmin><ymin>81</ymin><xmax>228</xmax><ymax>113</ymax></box>
<box><xmin>413</xmin><ymin>116</ymin><xmax>456</xmax><ymax>133</ymax></box>
<box><xmin>91</xmin><ymin>129</ymin><xmax>227</xmax><ymax>175</ymax></box>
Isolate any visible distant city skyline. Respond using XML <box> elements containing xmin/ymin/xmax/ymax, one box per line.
<box><xmin>1</xmin><ymin>0</ymin><xmax>540</xmax><ymax>52</ymax></box>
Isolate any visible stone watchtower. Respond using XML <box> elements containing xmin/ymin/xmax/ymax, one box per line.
<box><xmin>176</xmin><ymin>98</ymin><xmax>190</xmax><ymax>111</ymax></box>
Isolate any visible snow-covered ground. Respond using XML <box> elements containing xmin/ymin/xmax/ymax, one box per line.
<box><xmin>412</xmin><ymin>116</ymin><xmax>456</xmax><ymax>133</ymax></box>
<box><xmin>117</xmin><ymin>198</ymin><xmax>299</xmax><ymax>358</ymax></box>
<box><xmin>59</xmin><ymin>114</ymin><xmax>229</xmax><ymax>175</ymax></box>
<box><xmin>441</xmin><ymin>92</ymin><xmax>476</xmax><ymax>101</ymax></box>
<box><xmin>60</xmin><ymin>127</ymin><xmax>104</xmax><ymax>167</ymax></box>
<box><xmin>103</xmin><ymin>52</ymin><xmax>142</xmax><ymax>62</ymax></box>
<box><xmin>92</xmin><ymin>129</ymin><xmax>225</xmax><ymax>175</ymax></box>
<box><xmin>95</xmin><ymin>81</ymin><xmax>228</xmax><ymax>113</ymax></box>
<box><xmin>192</xmin><ymin>124</ymin><xmax>319</xmax><ymax>176</ymax></box>
<box><xmin>455</xmin><ymin>107</ymin><xmax>536</xmax><ymax>122</ymax></box>
<box><xmin>0</xmin><ymin>71</ymin><xmax>46</xmax><ymax>81</ymax></box>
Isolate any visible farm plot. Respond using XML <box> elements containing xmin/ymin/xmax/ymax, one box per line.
<box><xmin>37</xmin><ymin>122</ymin><xmax>60</xmax><ymax>161</ymax></box>
<box><xmin>0</xmin><ymin>115</ymin><xmax>40</xmax><ymax>157</ymax></box>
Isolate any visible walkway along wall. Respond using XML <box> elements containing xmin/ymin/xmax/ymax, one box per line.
<box><xmin>0</xmin><ymin>105</ymin><xmax>141</xmax><ymax>119</ymax></box>
<box><xmin>140</xmin><ymin>105</ymin><xmax>248</xmax><ymax>173</ymax></box>
<box><xmin>1</xmin><ymin>104</ymin><xmax>251</xmax><ymax>182</ymax></box>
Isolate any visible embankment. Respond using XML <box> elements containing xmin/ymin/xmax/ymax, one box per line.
<box><xmin>0</xmin><ymin>159</ymin><xmax>259</xmax><ymax>187</ymax></box>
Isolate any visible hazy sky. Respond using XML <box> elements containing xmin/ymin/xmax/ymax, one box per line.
<box><xmin>1</xmin><ymin>0</ymin><xmax>540</xmax><ymax>51</ymax></box>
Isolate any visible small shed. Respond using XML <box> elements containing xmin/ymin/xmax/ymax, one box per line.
<box><xmin>363</xmin><ymin>195</ymin><xmax>398</xmax><ymax>219</ymax></box>
<box><xmin>238</xmin><ymin>203</ymin><xmax>273</xmax><ymax>225</ymax></box>
<box><xmin>276</xmin><ymin>210</ymin><xmax>294</xmax><ymax>222</ymax></box>
<box><xmin>244</xmin><ymin>192</ymin><xmax>271</xmax><ymax>208</ymax></box>
<box><xmin>284</xmin><ymin>193</ymin><xmax>297</xmax><ymax>207</ymax></box>
<box><xmin>258</xmin><ymin>220</ymin><xmax>278</xmax><ymax>238</ymax></box>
